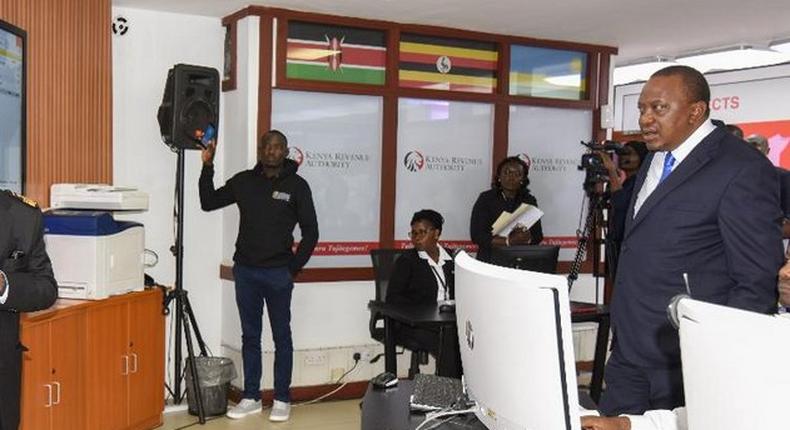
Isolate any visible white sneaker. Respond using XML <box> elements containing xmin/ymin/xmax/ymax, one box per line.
<box><xmin>269</xmin><ymin>399</ymin><xmax>291</xmax><ymax>422</ymax></box>
<box><xmin>226</xmin><ymin>398</ymin><xmax>262</xmax><ymax>419</ymax></box>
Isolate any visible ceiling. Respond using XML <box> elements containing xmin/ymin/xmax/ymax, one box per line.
<box><xmin>113</xmin><ymin>0</ymin><xmax>790</xmax><ymax>65</ymax></box>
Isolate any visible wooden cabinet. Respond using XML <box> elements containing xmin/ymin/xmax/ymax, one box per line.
<box><xmin>85</xmin><ymin>289</ymin><xmax>164</xmax><ymax>430</ymax></box>
<box><xmin>20</xmin><ymin>289</ymin><xmax>164</xmax><ymax>430</ymax></box>
<box><xmin>127</xmin><ymin>292</ymin><xmax>165</xmax><ymax>429</ymax></box>
<box><xmin>19</xmin><ymin>306</ymin><xmax>84</xmax><ymax>430</ymax></box>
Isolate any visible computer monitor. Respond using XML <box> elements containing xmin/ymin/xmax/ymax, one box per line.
<box><xmin>454</xmin><ymin>251</ymin><xmax>580</xmax><ymax>430</ymax></box>
<box><xmin>489</xmin><ymin>245</ymin><xmax>560</xmax><ymax>274</ymax></box>
<box><xmin>0</xmin><ymin>19</ymin><xmax>26</xmax><ymax>194</ymax></box>
<box><xmin>677</xmin><ymin>298</ymin><xmax>790</xmax><ymax>430</ymax></box>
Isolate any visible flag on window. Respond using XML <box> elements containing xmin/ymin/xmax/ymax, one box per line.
<box><xmin>399</xmin><ymin>34</ymin><xmax>498</xmax><ymax>93</ymax></box>
<box><xmin>286</xmin><ymin>21</ymin><xmax>386</xmax><ymax>85</ymax></box>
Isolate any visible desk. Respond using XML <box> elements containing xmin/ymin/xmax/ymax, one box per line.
<box><xmin>368</xmin><ymin>301</ymin><xmax>610</xmax><ymax>403</ymax></box>
<box><xmin>360</xmin><ymin>379</ymin><xmax>599</xmax><ymax>430</ymax></box>
<box><xmin>360</xmin><ymin>379</ymin><xmax>485</xmax><ymax>430</ymax></box>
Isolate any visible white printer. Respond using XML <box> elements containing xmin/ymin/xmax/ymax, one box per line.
<box><xmin>50</xmin><ymin>183</ymin><xmax>149</xmax><ymax>211</ymax></box>
<box><xmin>43</xmin><ymin>211</ymin><xmax>145</xmax><ymax>300</ymax></box>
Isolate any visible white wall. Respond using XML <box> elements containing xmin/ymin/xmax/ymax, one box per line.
<box><xmin>111</xmin><ymin>7</ymin><xmax>226</xmax><ymax>373</ymax></box>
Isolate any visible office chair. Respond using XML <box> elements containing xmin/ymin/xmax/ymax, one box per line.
<box><xmin>369</xmin><ymin>248</ymin><xmax>429</xmax><ymax>378</ymax></box>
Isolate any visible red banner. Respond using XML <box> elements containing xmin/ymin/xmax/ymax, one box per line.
<box><xmin>294</xmin><ymin>237</ymin><xmax>577</xmax><ymax>256</ymax></box>
<box><xmin>543</xmin><ymin>236</ymin><xmax>579</xmax><ymax>249</ymax></box>
<box><xmin>392</xmin><ymin>240</ymin><xmax>478</xmax><ymax>252</ymax></box>
<box><xmin>294</xmin><ymin>241</ymin><xmax>379</xmax><ymax>256</ymax></box>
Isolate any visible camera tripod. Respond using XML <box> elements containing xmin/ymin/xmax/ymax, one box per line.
<box><xmin>162</xmin><ymin>147</ymin><xmax>209</xmax><ymax>424</ymax></box>
<box><xmin>567</xmin><ymin>188</ymin><xmax>608</xmax><ymax>295</ymax></box>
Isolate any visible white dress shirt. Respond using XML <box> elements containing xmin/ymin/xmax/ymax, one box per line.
<box><xmin>624</xmin><ymin>407</ymin><xmax>688</xmax><ymax>430</ymax></box>
<box><xmin>417</xmin><ymin>245</ymin><xmax>453</xmax><ymax>302</ymax></box>
<box><xmin>0</xmin><ymin>270</ymin><xmax>8</xmax><ymax>304</ymax></box>
<box><xmin>633</xmin><ymin>120</ymin><xmax>717</xmax><ymax>215</ymax></box>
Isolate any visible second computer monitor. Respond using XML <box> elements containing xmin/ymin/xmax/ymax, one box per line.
<box><xmin>490</xmin><ymin>245</ymin><xmax>560</xmax><ymax>274</ymax></box>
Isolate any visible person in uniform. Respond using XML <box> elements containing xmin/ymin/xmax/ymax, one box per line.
<box><xmin>0</xmin><ymin>190</ymin><xmax>58</xmax><ymax>430</ymax></box>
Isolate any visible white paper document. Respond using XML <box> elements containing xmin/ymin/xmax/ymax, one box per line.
<box><xmin>491</xmin><ymin>203</ymin><xmax>544</xmax><ymax>236</ymax></box>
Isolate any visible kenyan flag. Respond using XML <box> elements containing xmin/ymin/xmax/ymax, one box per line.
<box><xmin>286</xmin><ymin>21</ymin><xmax>386</xmax><ymax>85</ymax></box>
<box><xmin>399</xmin><ymin>33</ymin><xmax>498</xmax><ymax>93</ymax></box>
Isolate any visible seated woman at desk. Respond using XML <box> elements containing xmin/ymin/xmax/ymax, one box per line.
<box><xmin>386</xmin><ymin>209</ymin><xmax>462</xmax><ymax>378</ymax></box>
<box><xmin>470</xmin><ymin>156</ymin><xmax>543</xmax><ymax>262</ymax></box>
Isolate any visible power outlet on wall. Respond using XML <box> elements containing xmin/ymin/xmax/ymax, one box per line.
<box><xmin>331</xmin><ymin>367</ymin><xmax>345</xmax><ymax>381</ymax></box>
<box><xmin>304</xmin><ymin>351</ymin><xmax>328</xmax><ymax>366</ymax></box>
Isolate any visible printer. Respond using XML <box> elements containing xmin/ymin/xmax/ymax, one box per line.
<box><xmin>43</xmin><ymin>211</ymin><xmax>145</xmax><ymax>300</ymax></box>
<box><xmin>50</xmin><ymin>183</ymin><xmax>149</xmax><ymax>211</ymax></box>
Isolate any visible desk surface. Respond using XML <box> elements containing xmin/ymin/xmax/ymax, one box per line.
<box><xmin>370</xmin><ymin>301</ymin><xmax>608</xmax><ymax>325</ymax></box>
<box><xmin>360</xmin><ymin>379</ymin><xmax>485</xmax><ymax>430</ymax></box>
<box><xmin>369</xmin><ymin>302</ymin><xmax>457</xmax><ymax>326</ymax></box>
<box><xmin>360</xmin><ymin>379</ymin><xmax>598</xmax><ymax>430</ymax></box>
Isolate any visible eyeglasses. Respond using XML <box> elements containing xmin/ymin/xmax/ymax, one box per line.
<box><xmin>408</xmin><ymin>227</ymin><xmax>435</xmax><ymax>239</ymax></box>
<box><xmin>500</xmin><ymin>168</ymin><xmax>524</xmax><ymax>178</ymax></box>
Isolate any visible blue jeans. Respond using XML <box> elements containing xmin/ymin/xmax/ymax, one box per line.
<box><xmin>233</xmin><ymin>264</ymin><xmax>294</xmax><ymax>402</ymax></box>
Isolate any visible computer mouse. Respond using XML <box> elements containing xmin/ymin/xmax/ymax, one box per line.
<box><xmin>439</xmin><ymin>303</ymin><xmax>455</xmax><ymax>313</ymax></box>
<box><xmin>371</xmin><ymin>371</ymin><xmax>398</xmax><ymax>389</ymax></box>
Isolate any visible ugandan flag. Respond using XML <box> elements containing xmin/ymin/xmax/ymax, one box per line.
<box><xmin>509</xmin><ymin>46</ymin><xmax>587</xmax><ymax>100</ymax></box>
<box><xmin>399</xmin><ymin>34</ymin><xmax>498</xmax><ymax>93</ymax></box>
<box><xmin>286</xmin><ymin>21</ymin><xmax>386</xmax><ymax>85</ymax></box>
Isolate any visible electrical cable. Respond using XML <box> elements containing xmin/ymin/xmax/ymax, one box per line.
<box><xmin>293</xmin><ymin>357</ymin><xmax>361</xmax><ymax>407</ymax></box>
<box><xmin>415</xmin><ymin>406</ymin><xmax>477</xmax><ymax>430</ymax></box>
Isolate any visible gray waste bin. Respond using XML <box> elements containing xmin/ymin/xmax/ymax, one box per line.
<box><xmin>185</xmin><ymin>356</ymin><xmax>237</xmax><ymax>417</ymax></box>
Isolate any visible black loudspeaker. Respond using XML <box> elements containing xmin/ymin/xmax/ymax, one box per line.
<box><xmin>157</xmin><ymin>64</ymin><xmax>220</xmax><ymax>150</ymax></box>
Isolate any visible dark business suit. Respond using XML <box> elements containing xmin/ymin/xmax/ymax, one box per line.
<box><xmin>386</xmin><ymin>249</ymin><xmax>455</xmax><ymax>306</ymax></box>
<box><xmin>385</xmin><ymin>248</ymin><xmax>461</xmax><ymax>377</ymax></box>
<box><xmin>0</xmin><ymin>191</ymin><xmax>58</xmax><ymax>430</ymax></box>
<box><xmin>600</xmin><ymin>124</ymin><xmax>783</xmax><ymax>415</ymax></box>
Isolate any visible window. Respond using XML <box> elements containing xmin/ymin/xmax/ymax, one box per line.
<box><xmin>509</xmin><ymin>45</ymin><xmax>588</xmax><ymax>100</ymax></box>
<box><xmin>272</xmin><ymin>90</ymin><xmax>383</xmax><ymax>267</ymax></box>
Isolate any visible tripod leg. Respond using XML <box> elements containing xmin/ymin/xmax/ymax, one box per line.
<box><xmin>183</xmin><ymin>292</ymin><xmax>209</xmax><ymax>356</ymax></box>
<box><xmin>183</xmin><ymin>304</ymin><xmax>207</xmax><ymax>424</ymax></box>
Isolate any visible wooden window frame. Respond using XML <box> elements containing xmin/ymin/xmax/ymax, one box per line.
<box><xmin>220</xmin><ymin>6</ymin><xmax>617</xmax><ymax>282</ymax></box>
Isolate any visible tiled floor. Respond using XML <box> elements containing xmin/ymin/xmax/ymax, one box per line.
<box><xmin>160</xmin><ymin>399</ymin><xmax>362</xmax><ymax>430</ymax></box>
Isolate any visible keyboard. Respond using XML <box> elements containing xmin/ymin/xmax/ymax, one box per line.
<box><xmin>409</xmin><ymin>373</ymin><xmax>464</xmax><ymax>412</ymax></box>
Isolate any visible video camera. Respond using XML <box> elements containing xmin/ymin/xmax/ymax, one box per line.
<box><xmin>578</xmin><ymin>140</ymin><xmax>626</xmax><ymax>194</ymax></box>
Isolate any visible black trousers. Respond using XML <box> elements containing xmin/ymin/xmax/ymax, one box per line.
<box><xmin>598</xmin><ymin>349</ymin><xmax>685</xmax><ymax>416</ymax></box>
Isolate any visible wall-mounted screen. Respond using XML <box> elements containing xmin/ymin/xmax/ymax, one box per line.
<box><xmin>0</xmin><ymin>19</ymin><xmax>25</xmax><ymax>193</ymax></box>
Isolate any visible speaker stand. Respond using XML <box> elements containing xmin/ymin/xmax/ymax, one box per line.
<box><xmin>162</xmin><ymin>148</ymin><xmax>209</xmax><ymax>424</ymax></box>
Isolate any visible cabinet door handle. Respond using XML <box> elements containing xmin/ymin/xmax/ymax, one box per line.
<box><xmin>130</xmin><ymin>353</ymin><xmax>138</xmax><ymax>373</ymax></box>
<box><xmin>122</xmin><ymin>355</ymin><xmax>129</xmax><ymax>375</ymax></box>
<box><xmin>44</xmin><ymin>384</ymin><xmax>53</xmax><ymax>408</ymax></box>
<box><xmin>52</xmin><ymin>381</ymin><xmax>61</xmax><ymax>405</ymax></box>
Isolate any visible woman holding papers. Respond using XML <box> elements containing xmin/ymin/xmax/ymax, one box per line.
<box><xmin>386</xmin><ymin>209</ymin><xmax>462</xmax><ymax>377</ymax></box>
<box><xmin>470</xmin><ymin>156</ymin><xmax>543</xmax><ymax>262</ymax></box>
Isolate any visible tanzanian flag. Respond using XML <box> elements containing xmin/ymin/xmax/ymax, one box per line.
<box><xmin>286</xmin><ymin>21</ymin><xmax>386</xmax><ymax>85</ymax></box>
<box><xmin>509</xmin><ymin>45</ymin><xmax>588</xmax><ymax>100</ymax></box>
<box><xmin>399</xmin><ymin>34</ymin><xmax>498</xmax><ymax>93</ymax></box>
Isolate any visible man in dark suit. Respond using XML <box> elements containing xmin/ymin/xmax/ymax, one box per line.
<box><xmin>599</xmin><ymin>66</ymin><xmax>783</xmax><ymax>416</ymax></box>
<box><xmin>0</xmin><ymin>190</ymin><xmax>58</xmax><ymax>430</ymax></box>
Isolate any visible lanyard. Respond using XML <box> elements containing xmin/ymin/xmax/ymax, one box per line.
<box><xmin>430</xmin><ymin>265</ymin><xmax>448</xmax><ymax>301</ymax></box>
